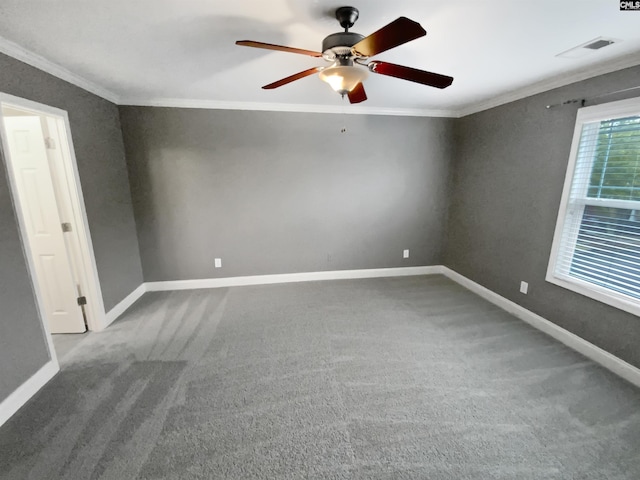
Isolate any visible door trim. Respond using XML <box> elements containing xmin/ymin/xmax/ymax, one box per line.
<box><xmin>0</xmin><ymin>92</ymin><xmax>107</xmax><ymax>332</ymax></box>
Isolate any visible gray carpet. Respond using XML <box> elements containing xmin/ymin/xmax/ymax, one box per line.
<box><xmin>52</xmin><ymin>333</ymin><xmax>88</xmax><ymax>360</ymax></box>
<box><xmin>1</xmin><ymin>275</ymin><xmax>640</xmax><ymax>479</ymax></box>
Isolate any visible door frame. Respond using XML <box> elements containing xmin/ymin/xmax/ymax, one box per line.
<box><xmin>0</xmin><ymin>92</ymin><xmax>107</xmax><ymax>333</ymax></box>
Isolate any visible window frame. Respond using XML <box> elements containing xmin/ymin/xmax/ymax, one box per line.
<box><xmin>546</xmin><ymin>96</ymin><xmax>640</xmax><ymax>317</ymax></box>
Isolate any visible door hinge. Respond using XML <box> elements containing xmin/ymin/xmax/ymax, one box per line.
<box><xmin>44</xmin><ymin>137</ymin><xmax>56</xmax><ymax>149</ymax></box>
<box><xmin>77</xmin><ymin>296</ymin><xmax>87</xmax><ymax>306</ymax></box>
<box><xmin>62</xmin><ymin>222</ymin><xmax>72</xmax><ymax>232</ymax></box>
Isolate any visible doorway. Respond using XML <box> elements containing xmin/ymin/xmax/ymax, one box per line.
<box><xmin>0</xmin><ymin>94</ymin><xmax>106</xmax><ymax>345</ymax></box>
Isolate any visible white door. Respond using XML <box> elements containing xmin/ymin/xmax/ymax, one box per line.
<box><xmin>3</xmin><ymin>116</ymin><xmax>86</xmax><ymax>333</ymax></box>
<box><xmin>42</xmin><ymin>117</ymin><xmax>84</xmax><ymax>292</ymax></box>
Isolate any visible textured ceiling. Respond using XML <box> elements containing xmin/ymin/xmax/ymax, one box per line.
<box><xmin>0</xmin><ymin>0</ymin><xmax>639</xmax><ymax>116</ymax></box>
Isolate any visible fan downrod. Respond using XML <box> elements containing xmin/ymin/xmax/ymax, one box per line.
<box><xmin>335</xmin><ymin>6</ymin><xmax>359</xmax><ymax>31</ymax></box>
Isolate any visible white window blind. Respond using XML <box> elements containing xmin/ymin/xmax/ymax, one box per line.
<box><xmin>548</xmin><ymin>97</ymin><xmax>640</xmax><ymax>315</ymax></box>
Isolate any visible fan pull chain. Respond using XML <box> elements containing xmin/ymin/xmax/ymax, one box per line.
<box><xmin>341</xmin><ymin>95</ymin><xmax>347</xmax><ymax>134</ymax></box>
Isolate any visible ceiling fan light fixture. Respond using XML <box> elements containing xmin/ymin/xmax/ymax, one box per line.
<box><xmin>319</xmin><ymin>65</ymin><xmax>368</xmax><ymax>95</ymax></box>
<box><xmin>237</xmin><ymin>8</ymin><xmax>453</xmax><ymax>103</ymax></box>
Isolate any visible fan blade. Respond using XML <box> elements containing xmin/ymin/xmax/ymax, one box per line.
<box><xmin>262</xmin><ymin>67</ymin><xmax>323</xmax><ymax>89</ymax></box>
<box><xmin>351</xmin><ymin>17</ymin><xmax>426</xmax><ymax>57</ymax></box>
<box><xmin>236</xmin><ymin>40</ymin><xmax>322</xmax><ymax>58</ymax></box>
<box><xmin>368</xmin><ymin>61</ymin><xmax>453</xmax><ymax>89</ymax></box>
<box><xmin>348</xmin><ymin>83</ymin><xmax>367</xmax><ymax>104</ymax></box>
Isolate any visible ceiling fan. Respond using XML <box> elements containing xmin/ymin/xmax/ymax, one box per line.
<box><xmin>236</xmin><ymin>6</ymin><xmax>453</xmax><ymax>104</ymax></box>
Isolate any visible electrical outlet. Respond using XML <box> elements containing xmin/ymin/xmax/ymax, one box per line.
<box><xmin>214</xmin><ymin>258</ymin><xmax>222</xmax><ymax>268</ymax></box>
<box><xmin>520</xmin><ymin>281</ymin><xmax>528</xmax><ymax>294</ymax></box>
<box><xmin>403</xmin><ymin>249</ymin><xmax>409</xmax><ymax>259</ymax></box>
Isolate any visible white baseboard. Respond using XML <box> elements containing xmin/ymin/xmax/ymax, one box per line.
<box><xmin>111</xmin><ymin>265</ymin><xmax>640</xmax><ymax>388</ymax></box>
<box><xmin>145</xmin><ymin>266</ymin><xmax>442</xmax><ymax>292</ymax></box>
<box><xmin>4</xmin><ymin>266</ymin><xmax>635</xmax><ymax>434</ymax></box>
<box><xmin>440</xmin><ymin>266</ymin><xmax>640</xmax><ymax>389</ymax></box>
<box><xmin>0</xmin><ymin>360</ymin><xmax>58</xmax><ymax>428</ymax></box>
<box><xmin>104</xmin><ymin>283</ymin><xmax>147</xmax><ymax>328</ymax></box>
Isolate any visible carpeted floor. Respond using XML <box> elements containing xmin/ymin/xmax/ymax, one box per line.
<box><xmin>52</xmin><ymin>333</ymin><xmax>88</xmax><ymax>360</ymax></box>
<box><xmin>1</xmin><ymin>275</ymin><xmax>640</xmax><ymax>479</ymax></box>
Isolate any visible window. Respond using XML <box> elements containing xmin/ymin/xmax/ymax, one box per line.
<box><xmin>547</xmin><ymin>97</ymin><xmax>640</xmax><ymax>316</ymax></box>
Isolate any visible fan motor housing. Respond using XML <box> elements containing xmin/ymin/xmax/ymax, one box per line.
<box><xmin>322</xmin><ymin>32</ymin><xmax>365</xmax><ymax>61</ymax></box>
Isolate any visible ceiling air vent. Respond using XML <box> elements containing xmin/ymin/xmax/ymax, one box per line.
<box><xmin>556</xmin><ymin>37</ymin><xmax>618</xmax><ymax>59</ymax></box>
<box><xmin>584</xmin><ymin>39</ymin><xmax>615</xmax><ymax>50</ymax></box>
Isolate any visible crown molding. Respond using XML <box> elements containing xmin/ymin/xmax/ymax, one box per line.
<box><xmin>0</xmin><ymin>38</ymin><xmax>452</xmax><ymax>117</ymax></box>
<box><xmin>0</xmin><ymin>35</ymin><xmax>120</xmax><ymax>104</ymax></box>
<box><xmin>1</xmin><ymin>33</ymin><xmax>638</xmax><ymax>118</ymax></box>
<box><xmin>456</xmin><ymin>52</ymin><xmax>640</xmax><ymax>118</ymax></box>
<box><xmin>118</xmin><ymin>97</ymin><xmax>457</xmax><ymax>118</ymax></box>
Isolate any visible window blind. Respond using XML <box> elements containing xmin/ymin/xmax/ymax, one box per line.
<box><xmin>554</xmin><ymin>114</ymin><xmax>640</xmax><ymax>301</ymax></box>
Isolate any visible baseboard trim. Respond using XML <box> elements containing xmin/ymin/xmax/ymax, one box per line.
<box><xmin>145</xmin><ymin>266</ymin><xmax>442</xmax><ymax>292</ymax></box>
<box><xmin>0</xmin><ymin>360</ymin><xmax>58</xmax><ymax>428</ymax></box>
<box><xmin>104</xmin><ymin>283</ymin><xmax>147</xmax><ymax>329</ymax></box>
<box><xmin>440</xmin><ymin>266</ymin><xmax>640</xmax><ymax>389</ymax></box>
<box><xmin>125</xmin><ymin>265</ymin><xmax>640</xmax><ymax>387</ymax></box>
<box><xmin>3</xmin><ymin>267</ymin><xmax>634</xmax><ymax>432</ymax></box>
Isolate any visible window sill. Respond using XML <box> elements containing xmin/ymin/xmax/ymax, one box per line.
<box><xmin>546</xmin><ymin>272</ymin><xmax>640</xmax><ymax>317</ymax></box>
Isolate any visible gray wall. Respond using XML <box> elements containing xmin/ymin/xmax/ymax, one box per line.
<box><xmin>119</xmin><ymin>107</ymin><xmax>453</xmax><ymax>281</ymax></box>
<box><xmin>0</xmin><ymin>53</ymin><xmax>143</xmax><ymax>402</ymax></box>
<box><xmin>445</xmin><ymin>64</ymin><xmax>640</xmax><ymax>368</ymax></box>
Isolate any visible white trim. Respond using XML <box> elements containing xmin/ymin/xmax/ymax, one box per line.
<box><xmin>0</xmin><ymin>105</ymin><xmax>60</xmax><ymax>373</ymax></box>
<box><xmin>0</xmin><ymin>361</ymin><xmax>58</xmax><ymax>428</ymax></box>
<box><xmin>105</xmin><ymin>283</ymin><xmax>147</xmax><ymax>327</ymax></box>
<box><xmin>66</xmin><ymin>48</ymin><xmax>640</xmax><ymax>118</ymax></box>
<box><xmin>0</xmin><ymin>94</ymin><xmax>69</xmax><ymax>124</ymax></box>
<box><xmin>55</xmin><ymin>111</ymin><xmax>107</xmax><ymax>331</ymax></box>
<box><xmin>145</xmin><ymin>264</ymin><xmax>640</xmax><ymax>386</ymax></box>
<box><xmin>0</xmin><ymin>93</ymin><xmax>108</xmax><ymax>331</ymax></box>
<box><xmin>456</xmin><ymin>52</ymin><xmax>640</xmax><ymax>118</ymax></box>
<box><xmin>545</xmin><ymin>96</ymin><xmax>640</xmax><ymax>318</ymax></box>
<box><xmin>440</xmin><ymin>267</ymin><xmax>640</xmax><ymax>389</ymax></box>
<box><xmin>117</xmin><ymin>98</ymin><xmax>455</xmax><ymax>118</ymax></box>
<box><xmin>0</xmin><ymin>30</ymin><xmax>638</xmax><ymax>118</ymax></box>
<box><xmin>547</xmin><ymin>274</ymin><xmax>640</xmax><ymax>318</ymax></box>
<box><xmin>578</xmin><ymin>197</ymin><xmax>640</xmax><ymax>211</ymax></box>
<box><xmin>145</xmin><ymin>266</ymin><xmax>441</xmax><ymax>292</ymax></box>
<box><xmin>0</xmin><ymin>35</ymin><xmax>120</xmax><ymax>104</ymax></box>
<box><xmin>0</xmin><ymin>108</ymin><xmax>66</xmax><ymax>345</ymax></box>
<box><xmin>0</xmin><ymin>267</ymin><xmax>637</xmax><ymax>428</ymax></box>
<box><xmin>546</xmin><ymin>98</ymin><xmax>587</xmax><ymax>288</ymax></box>
<box><xmin>0</xmin><ymin>32</ymin><xmax>638</xmax><ymax>118</ymax></box>
<box><xmin>575</xmin><ymin>95</ymin><xmax>640</xmax><ymax>123</ymax></box>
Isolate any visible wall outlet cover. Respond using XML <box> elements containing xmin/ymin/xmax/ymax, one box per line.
<box><xmin>403</xmin><ymin>249</ymin><xmax>410</xmax><ymax>258</ymax></box>
<box><xmin>520</xmin><ymin>281</ymin><xmax>528</xmax><ymax>294</ymax></box>
<box><xmin>214</xmin><ymin>258</ymin><xmax>222</xmax><ymax>268</ymax></box>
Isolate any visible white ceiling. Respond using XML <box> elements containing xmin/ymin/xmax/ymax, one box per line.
<box><xmin>0</xmin><ymin>0</ymin><xmax>639</xmax><ymax>117</ymax></box>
